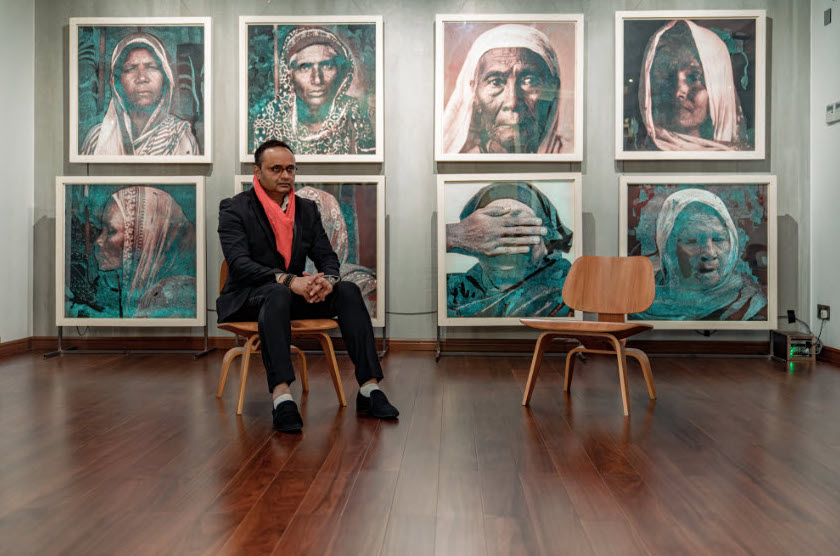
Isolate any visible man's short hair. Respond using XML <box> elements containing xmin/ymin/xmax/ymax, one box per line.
<box><xmin>255</xmin><ymin>139</ymin><xmax>294</xmax><ymax>167</ymax></box>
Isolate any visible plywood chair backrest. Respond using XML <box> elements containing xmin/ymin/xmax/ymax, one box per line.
<box><xmin>219</xmin><ymin>260</ymin><xmax>228</xmax><ymax>296</ymax></box>
<box><xmin>562</xmin><ymin>256</ymin><xmax>655</xmax><ymax>320</ymax></box>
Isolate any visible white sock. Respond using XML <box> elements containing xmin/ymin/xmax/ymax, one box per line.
<box><xmin>359</xmin><ymin>382</ymin><xmax>380</xmax><ymax>398</ymax></box>
<box><xmin>273</xmin><ymin>393</ymin><xmax>293</xmax><ymax>408</ymax></box>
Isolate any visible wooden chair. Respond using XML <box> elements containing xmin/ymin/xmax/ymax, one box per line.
<box><xmin>520</xmin><ymin>256</ymin><xmax>657</xmax><ymax>416</ymax></box>
<box><xmin>215</xmin><ymin>261</ymin><xmax>346</xmax><ymax>414</ymax></box>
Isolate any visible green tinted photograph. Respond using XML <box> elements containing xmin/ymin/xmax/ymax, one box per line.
<box><xmin>241</xmin><ymin>17</ymin><xmax>381</xmax><ymax>161</ymax></box>
<box><xmin>71</xmin><ymin>18</ymin><xmax>210</xmax><ymax>163</ymax></box>
<box><xmin>57</xmin><ymin>178</ymin><xmax>206</xmax><ymax>326</ymax></box>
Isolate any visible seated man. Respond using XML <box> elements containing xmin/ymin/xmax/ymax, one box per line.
<box><xmin>217</xmin><ymin>139</ymin><xmax>398</xmax><ymax>433</ymax></box>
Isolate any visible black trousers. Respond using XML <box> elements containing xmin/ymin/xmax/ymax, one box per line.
<box><xmin>227</xmin><ymin>281</ymin><xmax>384</xmax><ymax>392</ymax></box>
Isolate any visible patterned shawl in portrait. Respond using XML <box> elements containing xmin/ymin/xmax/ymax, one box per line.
<box><xmin>252</xmin><ymin>26</ymin><xmax>374</xmax><ymax>155</ymax></box>
<box><xmin>109</xmin><ymin>186</ymin><xmax>197</xmax><ymax>317</ymax></box>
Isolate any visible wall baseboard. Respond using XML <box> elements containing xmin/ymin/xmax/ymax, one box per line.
<box><xmin>425</xmin><ymin>338</ymin><xmax>769</xmax><ymax>355</ymax></box>
<box><xmin>0</xmin><ymin>337</ymin><xmax>31</xmax><ymax>359</ymax></box>
<box><xmin>1</xmin><ymin>335</ymin><xmax>784</xmax><ymax>360</ymax></box>
<box><xmin>818</xmin><ymin>345</ymin><xmax>840</xmax><ymax>367</ymax></box>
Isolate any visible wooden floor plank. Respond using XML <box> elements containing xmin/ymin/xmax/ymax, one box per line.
<box><xmin>0</xmin><ymin>350</ymin><xmax>838</xmax><ymax>555</ymax></box>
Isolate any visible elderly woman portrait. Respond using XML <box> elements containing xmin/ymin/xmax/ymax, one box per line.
<box><xmin>446</xmin><ymin>182</ymin><xmax>574</xmax><ymax>319</ymax></box>
<box><xmin>80</xmin><ymin>32</ymin><xmax>201</xmax><ymax>157</ymax></box>
<box><xmin>632</xmin><ymin>19</ymin><xmax>754</xmax><ymax>152</ymax></box>
<box><xmin>634</xmin><ymin>188</ymin><xmax>767</xmax><ymax>321</ymax></box>
<box><xmin>442</xmin><ymin>24</ymin><xmax>566</xmax><ymax>155</ymax></box>
<box><xmin>91</xmin><ymin>186</ymin><xmax>197</xmax><ymax>318</ymax></box>
<box><xmin>251</xmin><ymin>26</ymin><xmax>375</xmax><ymax>155</ymax></box>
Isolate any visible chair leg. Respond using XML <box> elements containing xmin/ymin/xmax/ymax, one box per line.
<box><xmin>291</xmin><ymin>345</ymin><xmax>308</xmax><ymax>393</ymax></box>
<box><xmin>217</xmin><ymin>346</ymin><xmax>244</xmax><ymax>398</ymax></box>
<box><xmin>315</xmin><ymin>332</ymin><xmax>346</xmax><ymax>407</ymax></box>
<box><xmin>626</xmin><ymin>348</ymin><xmax>656</xmax><ymax>400</ymax></box>
<box><xmin>522</xmin><ymin>332</ymin><xmax>556</xmax><ymax>406</ymax></box>
<box><xmin>564</xmin><ymin>345</ymin><xmax>586</xmax><ymax>392</ymax></box>
<box><xmin>236</xmin><ymin>336</ymin><xmax>258</xmax><ymax>415</ymax></box>
<box><xmin>609</xmin><ymin>336</ymin><xmax>630</xmax><ymax>416</ymax></box>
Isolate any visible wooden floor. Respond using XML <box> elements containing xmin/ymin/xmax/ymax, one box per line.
<box><xmin>1</xmin><ymin>348</ymin><xmax>839</xmax><ymax>556</ymax></box>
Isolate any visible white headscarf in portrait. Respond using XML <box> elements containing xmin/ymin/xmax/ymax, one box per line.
<box><xmin>642</xmin><ymin>187</ymin><xmax>766</xmax><ymax>321</ymax></box>
<box><xmin>441</xmin><ymin>24</ymin><xmax>563</xmax><ymax>154</ymax></box>
<box><xmin>84</xmin><ymin>32</ymin><xmax>198</xmax><ymax>156</ymax></box>
<box><xmin>655</xmin><ymin>188</ymin><xmax>739</xmax><ymax>286</ymax></box>
<box><xmin>639</xmin><ymin>20</ymin><xmax>744</xmax><ymax>151</ymax></box>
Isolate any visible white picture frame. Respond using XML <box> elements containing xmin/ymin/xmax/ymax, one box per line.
<box><xmin>56</xmin><ymin>176</ymin><xmax>206</xmax><ymax>327</ymax></box>
<box><xmin>437</xmin><ymin>172</ymin><xmax>583</xmax><ymax>326</ymax></box>
<box><xmin>234</xmin><ymin>174</ymin><xmax>386</xmax><ymax>327</ymax></box>
<box><xmin>239</xmin><ymin>16</ymin><xmax>384</xmax><ymax>163</ymax></box>
<box><xmin>615</xmin><ymin>10</ymin><xmax>766</xmax><ymax>160</ymax></box>
<box><xmin>69</xmin><ymin>17</ymin><xmax>212</xmax><ymax>164</ymax></box>
<box><xmin>619</xmin><ymin>174</ymin><xmax>777</xmax><ymax>329</ymax></box>
<box><xmin>435</xmin><ymin>13</ymin><xmax>584</xmax><ymax>162</ymax></box>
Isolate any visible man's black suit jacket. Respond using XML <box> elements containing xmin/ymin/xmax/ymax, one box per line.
<box><xmin>216</xmin><ymin>187</ymin><xmax>339</xmax><ymax>323</ymax></box>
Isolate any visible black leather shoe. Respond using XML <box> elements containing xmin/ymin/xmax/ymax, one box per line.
<box><xmin>272</xmin><ymin>400</ymin><xmax>303</xmax><ymax>433</ymax></box>
<box><xmin>356</xmin><ymin>390</ymin><xmax>399</xmax><ymax>419</ymax></box>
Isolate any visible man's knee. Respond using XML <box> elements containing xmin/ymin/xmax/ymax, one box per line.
<box><xmin>334</xmin><ymin>280</ymin><xmax>361</xmax><ymax>299</ymax></box>
<box><xmin>262</xmin><ymin>283</ymin><xmax>293</xmax><ymax>309</ymax></box>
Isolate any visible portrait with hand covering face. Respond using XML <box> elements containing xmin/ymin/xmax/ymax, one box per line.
<box><xmin>242</xmin><ymin>18</ymin><xmax>382</xmax><ymax>162</ymax></box>
<box><xmin>436</xmin><ymin>15</ymin><xmax>582</xmax><ymax>161</ymax></box>
<box><xmin>438</xmin><ymin>175</ymin><xmax>582</xmax><ymax>326</ymax></box>
<box><xmin>617</xmin><ymin>11</ymin><xmax>765</xmax><ymax>159</ymax></box>
<box><xmin>57</xmin><ymin>178</ymin><xmax>206</xmax><ymax>326</ymax></box>
<box><xmin>621</xmin><ymin>177</ymin><xmax>776</xmax><ymax>329</ymax></box>
<box><xmin>71</xmin><ymin>19</ymin><xmax>210</xmax><ymax>163</ymax></box>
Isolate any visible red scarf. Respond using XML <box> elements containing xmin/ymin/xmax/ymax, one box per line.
<box><xmin>253</xmin><ymin>176</ymin><xmax>295</xmax><ymax>268</ymax></box>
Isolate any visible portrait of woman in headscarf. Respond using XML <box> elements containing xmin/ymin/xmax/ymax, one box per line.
<box><xmin>251</xmin><ymin>25</ymin><xmax>375</xmax><ymax>156</ymax></box>
<box><xmin>92</xmin><ymin>186</ymin><xmax>198</xmax><ymax>319</ymax></box>
<box><xmin>632</xmin><ymin>187</ymin><xmax>767</xmax><ymax>321</ymax></box>
<box><xmin>630</xmin><ymin>18</ymin><xmax>756</xmax><ymax>152</ymax></box>
<box><xmin>80</xmin><ymin>32</ymin><xmax>201</xmax><ymax>157</ymax></box>
<box><xmin>441</xmin><ymin>23</ymin><xmax>568</xmax><ymax>155</ymax></box>
<box><xmin>446</xmin><ymin>181</ymin><xmax>575</xmax><ymax>319</ymax></box>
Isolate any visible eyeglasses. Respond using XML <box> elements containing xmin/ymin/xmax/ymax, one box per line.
<box><xmin>267</xmin><ymin>165</ymin><xmax>297</xmax><ymax>174</ymax></box>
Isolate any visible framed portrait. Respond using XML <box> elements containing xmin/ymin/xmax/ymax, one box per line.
<box><xmin>615</xmin><ymin>10</ymin><xmax>766</xmax><ymax>160</ymax></box>
<box><xmin>56</xmin><ymin>176</ymin><xmax>206</xmax><ymax>327</ymax></box>
<box><xmin>69</xmin><ymin>17</ymin><xmax>212</xmax><ymax>164</ymax></box>
<box><xmin>619</xmin><ymin>175</ymin><xmax>777</xmax><ymax>330</ymax></box>
<box><xmin>235</xmin><ymin>175</ymin><xmax>385</xmax><ymax>327</ymax></box>
<box><xmin>435</xmin><ymin>14</ymin><xmax>584</xmax><ymax>163</ymax></box>
<box><xmin>437</xmin><ymin>173</ymin><xmax>582</xmax><ymax>326</ymax></box>
<box><xmin>239</xmin><ymin>16</ymin><xmax>384</xmax><ymax>163</ymax></box>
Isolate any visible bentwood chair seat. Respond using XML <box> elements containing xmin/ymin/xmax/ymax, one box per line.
<box><xmin>521</xmin><ymin>256</ymin><xmax>657</xmax><ymax>416</ymax></box>
<box><xmin>216</xmin><ymin>262</ymin><xmax>346</xmax><ymax>415</ymax></box>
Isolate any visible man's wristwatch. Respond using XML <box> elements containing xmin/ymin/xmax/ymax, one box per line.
<box><xmin>282</xmin><ymin>273</ymin><xmax>295</xmax><ymax>288</ymax></box>
<box><xmin>324</xmin><ymin>275</ymin><xmax>340</xmax><ymax>286</ymax></box>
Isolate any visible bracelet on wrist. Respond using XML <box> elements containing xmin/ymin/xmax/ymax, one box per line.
<box><xmin>282</xmin><ymin>273</ymin><xmax>295</xmax><ymax>288</ymax></box>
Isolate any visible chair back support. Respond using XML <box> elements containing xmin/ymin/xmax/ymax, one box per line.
<box><xmin>219</xmin><ymin>261</ymin><xmax>228</xmax><ymax>296</ymax></box>
<box><xmin>562</xmin><ymin>256</ymin><xmax>655</xmax><ymax>316</ymax></box>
